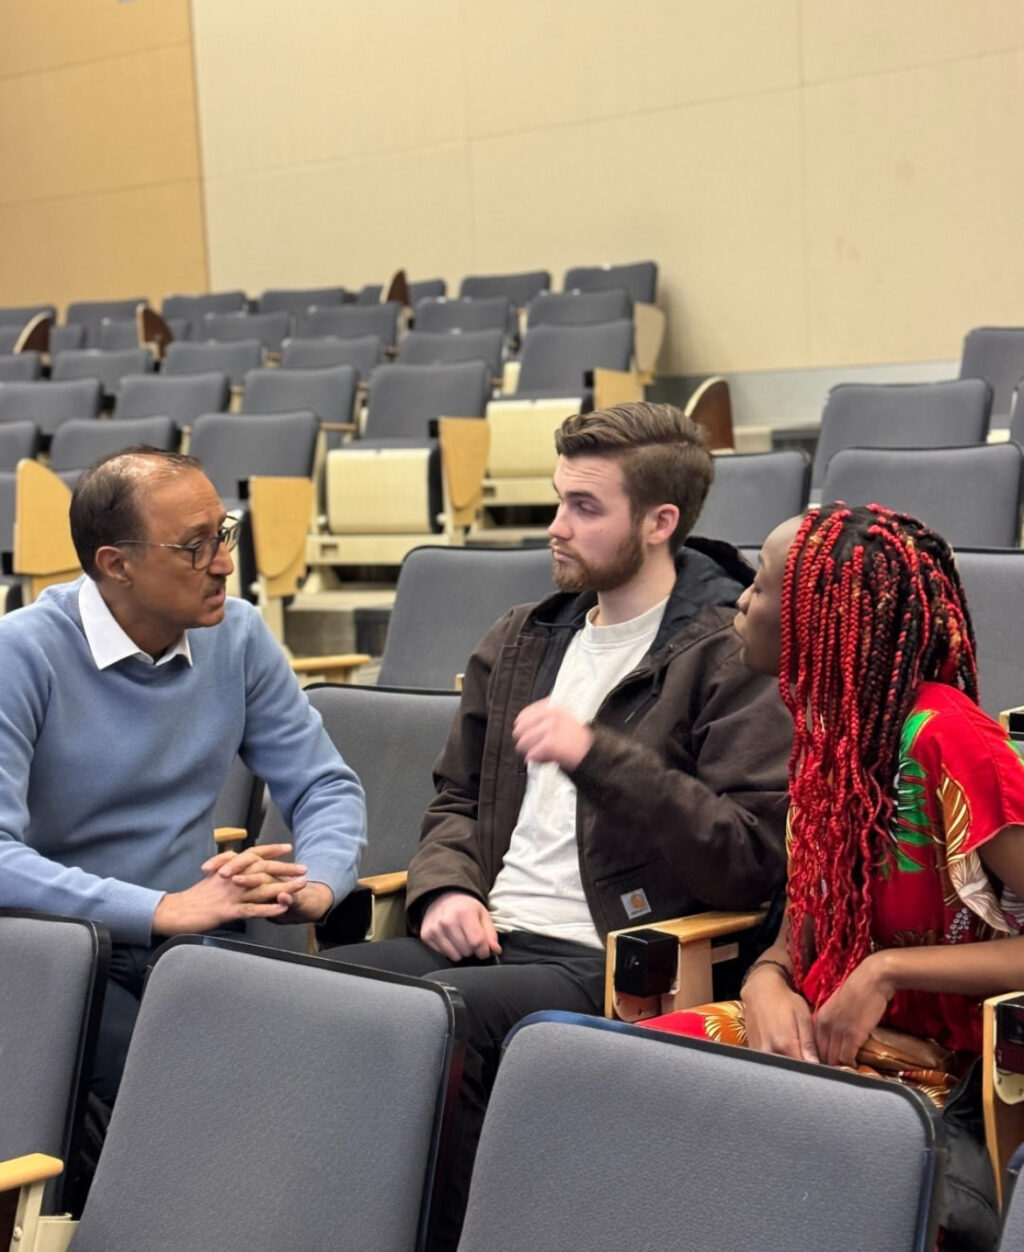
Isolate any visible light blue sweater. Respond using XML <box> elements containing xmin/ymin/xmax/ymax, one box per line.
<box><xmin>0</xmin><ymin>580</ymin><xmax>366</xmax><ymax>944</ymax></box>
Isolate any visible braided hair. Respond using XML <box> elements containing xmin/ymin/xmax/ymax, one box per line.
<box><xmin>780</xmin><ymin>503</ymin><xmax>978</xmax><ymax>1001</ymax></box>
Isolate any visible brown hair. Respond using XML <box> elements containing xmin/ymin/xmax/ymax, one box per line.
<box><xmin>554</xmin><ymin>402</ymin><xmax>713</xmax><ymax>554</ymax></box>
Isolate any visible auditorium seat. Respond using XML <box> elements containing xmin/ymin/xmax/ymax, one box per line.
<box><xmin>258</xmin><ymin>286</ymin><xmax>348</xmax><ymax>320</ymax></box>
<box><xmin>280</xmin><ymin>333</ymin><xmax>384</xmax><ymax>376</ymax></box>
<box><xmin>0</xmin><ymin>352</ymin><xmax>42</xmax><ymax>382</ymax></box>
<box><xmin>527</xmin><ymin>287</ymin><xmax>631</xmax><ymax>327</ymax></box>
<box><xmin>51</xmin><ymin>347</ymin><xmax>154</xmax><ymax>397</ymax></box>
<box><xmin>241</xmin><ymin>364</ymin><xmax>358</xmax><ymax>448</ymax></box>
<box><xmin>201</xmin><ymin>310</ymin><xmax>290</xmax><ymax>353</ymax></box>
<box><xmin>959</xmin><ymin>326</ymin><xmax>1024</xmax><ymax>426</ymax></box>
<box><xmin>414</xmin><ymin>295</ymin><xmax>513</xmax><ymax>337</ymax></box>
<box><xmin>64</xmin><ymin>298</ymin><xmax>146</xmax><ymax>349</ymax></box>
<box><xmin>0</xmin><ymin>379</ymin><xmax>103</xmax><ymax>437</ymax></box>
<box><xmin>161</xmin><ymin>290</ymin><xmax>247</xmax><ymax>339</ymax></box>
<box><xmin>563</xmin><ymin>260</ymin><xmax>658</xmax><ymax>304</ymax></box>
<box><xmin>49</xmin><ymin>417</ymin><xmax>178</xmax><ymax>486</ymax></box>
<box><xmin>300</xmin><ymin>302</ymin><xmax>402</xmax><ymax>350</ymax></box>
<box><xmin>164</xmin><ymin>339</ymin><xmax>263</xmax><ymax>388</ymax></box>
<box><xmin>114</xmin><ymin>371</ymin><xmax>231</xmax><ymax>423</ymax></box>
<box><xmin>693</xmin><ymin>450</ymin><xmax>810</xmax><ymax>547</ymax></box>
<box><xmin>459</xmin><ymin>270</ymin><xmax>550</xmax><ymax>305</ymax></box>
<box><xmin>398</xmin><ymin>328</ymin><xmax>504</xmax><ymax>378</ymax></box>
<box><xmin>0</xmin><ymin>421</ymin><xmax>40</xmax><ymax>469</ymax></box>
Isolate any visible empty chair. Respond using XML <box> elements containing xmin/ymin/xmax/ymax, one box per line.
<box><xmin>458</xmin><ymin>1013</ymin><xmax>942</xmax><ymax>1252</ymax></box>
<box><xmin>48</xmin><ymin>323</ymin><xmax>86</xmax><ymax>354</ymax></box>
<box><xmin>811</xmin><ymin>379</ymin><xmax>993</xmax><ymax>490</ymax></box>
<box><xmin>820</xmin><ymin>443</ymin><xmax>1024</xmax><ymax>548</ymax></box>
<box><xmin>563</xmin><ymin>260</ymin><xmax>658</xmax><ymax>304</ymax></box>
<box><xmin>0</xmin><ymin>378</ymin><xmax>103</xmax><ymax>436</ymax></box>
<box><xmin>355</xmin><ymin>282</ymin><xmax>385</xmax><ymax>305</ymax></box>
<box><xmin>96</xmin><ymin>317</ymin><xmax>140</xmax><ymax>351</ymax></box>
<box><xmin>164</xmin><ymin>338</ymin><xmax>263</xmax><ymax>387</ymax></box>
<box><xmin>414</xmin><ymin>295</ymin><xmax>513</xmax><ymax>336</ymax></box>
<box><xmin>242</xmin><ymin>365</ymin><xmax>358</xmax><ymax>447</ymax></box>
<box><xmin>694</xmin><ymin>450</ymin><xmax>811</xmax><ymax>547</ymax></box>
<box><xmin>0</xmin><ymin>351</ymin><xmax>42</xmax><ymax>381</ymax></box>
<box><xmin>258</xmin><ymin>286</ymin><xmax>347</xmax><ymax>319</ymax></box>
<box><xmin>115</xmin><ymin>371</ymin><xmax>231</xmax><ymax>423</ymax></box>
<box><xmin>409</xmin><ymin>278</ymin><xmax>447</xmax><ymax>303</ymax></box>
<box><xmin>0</xmin><ymin>303</ymin><xmax>57</xmax><ymax>327</ymax></box>
<box><xmin>459</xmin><ymin>270</ymin><xmax>550</xmax><ymax>305</ymax></box>
<box><xmin>527</xmin><ymin>287</ymin><xmax>632</xmax><ymax>327</ymax></box>
<box><xmin>959</xmin><ymin>326</ymin><xmax>1024</xmax><ymax>425</ymax></box>
<box><xmin>363</xmin><ymin>360</ymin><xmax>491</xmax><ymax>441</ymax></box>
<box><xmin>189</xmin><ymin>410</ymin><xmax>318</xmax><ymax>508</ymax></box>
<box><xmin>0</xmin><ymin>326</ymin><xmax>20</xmax><ymax>354</ymax></box>
<box><xmin>301</xmin><ymin>302</ymin><xmax>402</xmax><ymax>349</ymax></box>
<box><xmin>377</xmin><ymin>545</ymin><xmax>555</xmax><ymax>689</ymax></box>
<box><xmin>161</xmin><ymin>290</ymin><xmax>247</xmax><ymax>338</ymax></box>
<box><xmin>398</xmin><ymin>328</ymin><xmax>504</xmax><ymax>378</ymax></box>
<box><xmin>26</xmin><ymin>936</ymin><xmax>465</xmax><ymax>1252</ymax></box>
<box><xmin>50</xmin><ymin>417</ymin><xmax>178</xmax><ymax>485</ymax></box>
<box><xmin>281</xmin><ymin>333</ymin><xmax>384</xmax><ymax>376</ymax></box>
<box><xmin>202</xmin><ymin>310</ymin><xmax>290</xmax><ymax>353</ymax></box>
<box><xmin>0</xmin><ymin>420</ymin><xmax>40</xmax><ymax>469</ymax></box>
<box><xmin>51</xmin><ymin>347</ymin><xmax>154</xmax><ymax>396</ymax></box>
<box><xmin>65</xmin><ymin>298</ymin><xmax>146</xmax><ymax>348</ymax></box>
<box><xmin>955</xmin><ymin>548</ymin><xmax>1024</xmax><ymax>718</ymax></box>
<box><xmin>514</xmin><ymin>318</ymin><xmax>634</xmax><ymax>397</ymax></box>
<box><xmin>0</xmin><ymin>911</ymin><xmax>110</xmax><ymax>1217</ymax></box>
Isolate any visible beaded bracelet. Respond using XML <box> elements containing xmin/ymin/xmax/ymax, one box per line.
<box><xmin>740</xmin><ymin>957</ymin><xmax>795</xmax><ymax>992</ymax></box>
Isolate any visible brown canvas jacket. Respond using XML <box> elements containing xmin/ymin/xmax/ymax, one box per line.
<box><xmin>406</xmin><ymin>538</ymin><xmax>792</xmax><ymax>940</ymax></box>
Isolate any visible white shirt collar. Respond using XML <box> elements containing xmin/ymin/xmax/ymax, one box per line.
<box><xmin>78</xmin><ymin>577</ymin><xmax>193</xmax><ymax>670</ymax></box>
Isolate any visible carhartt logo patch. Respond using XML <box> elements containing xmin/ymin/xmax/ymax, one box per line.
<box><xmin>621</xmin><ymin>889</ymin><xmax>651</xmax><ymax>920</ymax></box>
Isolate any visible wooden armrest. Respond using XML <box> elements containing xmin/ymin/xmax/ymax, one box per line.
<box><xmin>605</xmin><ymin>908</ymin><xmax>766</xmax><ymax>1022</ymax></box>
<box><xmin>320</xmin><ymin>422</ymin><xmax>358</xmax><ymax>434</ymax></box>
<box><xmin>1000</xmin><ymin>706</ymin><xmax>1024</xmax><ymax>733</ymax></box>
<box><xmin>357</xmin><ymin>871</ymin><xmax>408</xmax><ymax>896</ymax></box>
<box><xmin>213</xmin><ymin>826</ymin><xmax>247</xmax><ymax>849</ymax></box>
<box><xmin>289</xmin><ymin>653</ymin><xmax>371</xmax><ymax>684</ymax></box>
<box><xmin>0</xmin><ymin>1155</ymin><xmax>63</xmax><ymax>1193</ymax></box>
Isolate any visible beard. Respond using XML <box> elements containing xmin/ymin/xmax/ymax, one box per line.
<box><xmin>551</xmin><ymin>523</ymin><xmax>645</xmax><ymax>593</ymax></box>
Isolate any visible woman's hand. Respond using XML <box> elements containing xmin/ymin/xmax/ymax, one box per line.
<box><xmin>812</xmin><ymin>951</ymin><xmax>896</xmax><ymax>1067</ymax></box>
<box><xmin>741</xmin><ymin>964</ymin><xmax>819</xmax><ymax>1063</ymax></box>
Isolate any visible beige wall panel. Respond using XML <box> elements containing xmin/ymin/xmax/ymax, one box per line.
<box><xmin>804</xmin><ymin>51</ymin><xmax>1024</xmax><ymax>366</ymax></box>
<box><xmin>191</xmin><ymin>0</ymin><xmax>465</xmax><ymax>178</ymax></box>
<box><xmin>0</xmin><ymin>181</ymin><xmax>207</xmax><ymax>310</ymax></box>
<box><xmin>0</xmin><ymin>42</ymin><xmax>201</xmax><ymax>206</ymax></box>
<box><xmin>463</xmin><ymin>0</ymin><xmax>800</xmax><ymax>139</ymax></box>
<box><xmin>204</xmin><ymin>144</ymin><xmax>473</xmax><ymax>293</ymax></box>
<box><xmin>469</xmin><ymin>90</ymin><xmax>805</xmax><ymax>374</ymax></box>
<box><xmin>801</xmin><ymin>0</ymin><xmax>1024</xmax><ymax>83</ymax></box>
<box><xmin>0</xmin><ymin>0</ymin><xmax>191</xmax><ymax>78</ymax></box>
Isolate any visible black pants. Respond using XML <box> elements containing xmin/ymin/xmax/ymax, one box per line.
<box><xmin>321</xmin><ymin>930</ymin><xmax>606</xmax><ymax>1250</ymax></box>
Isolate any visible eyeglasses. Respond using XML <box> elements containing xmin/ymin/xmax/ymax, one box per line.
<box><xmin>114</xmin><ymin>520</ymin><xmax>240</xmax><ymax>571</ymax></box>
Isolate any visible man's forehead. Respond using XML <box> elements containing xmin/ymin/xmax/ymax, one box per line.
<box><xmin>554</xmin><ymin>454</ymin><xmax>626</xmax><ymax>496</ymax></box>
<box><xmin>139</xmin><ymin>467</ymin><xmax>223</xmax><ymax>533</ymax></box>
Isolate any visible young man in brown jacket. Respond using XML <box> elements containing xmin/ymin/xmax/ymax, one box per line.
<box><xmin>324</xmin><ymin>401</ymin><xmax>790</xmax><ymax>1246</ymax></box>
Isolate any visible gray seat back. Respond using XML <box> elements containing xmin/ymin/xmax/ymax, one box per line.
<box><xmin>528</xmin><ymin>287</ymin><xmax>632</xmax><ymax>326</ymax></box>
<box><xmin>211</xmin><ymin>755</ymin><xmax>264</xmax><ymax>843</ymax></box>
<box><xmin>49</xmin><ymin>324</ymin><xmax>86</xmax><ymax>354</ymax></box>
<box><xmin>409</xmin><ymin>278</ymin><xmax>447</xmax><ymax>303</ymax></box>
<box><xmin>812</xmin><ymin>379</ymin><xmax>993</xmax><ymax>489</ymax></box>
<box><xmin>0</xmin><ymin>420</ymin><xmax>40</xmax><ymax>469</ymax></box>
<box><xmin>0</xmin><ymin>469</ymin><xmax>14</xmax><ymax>557</ymax></box>
<box><xmin>114</xmin><ymin>371</ymin><xmax>231</xmax><ymax>422</ymax></box>
<box><xmin>821</xmin><ymin>443</ymin><xmax>1023</xmax><ymax>548</ymax></box>
<box><xmin>260</xmin><ymin>685</ymin><xmax>459</xmax><ymax>876</ymax></box>
<box><xmin>378</xmin><ymin>545</ymin><xmax>555</xmax><ymax>689</ymax></box>
<box><xmin>201</xmin><ymin>310</ymin><xmax>290</xmax><ymax>351</ymax></box>
<box><xmin>65</xmin><ymin>298</ymin><xmax>146</xmax><ymax>348</ymax></box>
<box><xmin>73</xmin><ymin>938</ymin><xmax>464</xmax><ymax>1252</ymax></box>
<box><xmin>459</xmin><ymin>1014</ymin><xmax>942</xmax><ymax>1252</ymax></box>
<box><xmin>258</xmin><ymin>286</ymin><xmax>348</xmax><ymax>318</ymax></box>
<box><xmin>516</xmin><ymin>318</ymin><xmax>633</xmax><ymax>394</ymax></box>
<box><xmin>241</xmin><ymin>364</ymin><xmax>358</xmax><ymax>426</ymax></box>
<box><xmin>96</xmin><ymin>318</ymin><xmax>139</xmax><ymax>350</ymax></box>
<box><xmin>161</xmin><ymin>290</ymin><xmax>247</xmax><ymax>338</ymax></box>
<box><xmin>398</xmin><ymin>329</ymin><xmax>504</xmax><ymax>377</ymax></box>
<box><xmin>51</xmin><ymin>348</ymin><xmax>154</xmax><ymax>395</ymax></box>
<box><xmin>301</xmin><ymin>302</ymin><xmax>402</xmax><ymax>348</ymax></box>
<box><xmin>0</xmin><ymin>911</ymin><xmax>109</xmax><ymax>1213</ymax></box>
<box><xmin>0</xmin><ymin>378</ymin><xmax>103</xmax><ymax>435</ymax></box>
<box><xmin>459</xmin><ymin>270</ymin><xmax>550</xmax><ymax>304</ymax></box>
<box><xmin>50</xmin><ymin>417</ymin><xmax>177</xmax><ymax>475</ymax></box>
<box><xmin>0</xmin><ymin>303</ymin><xmax>57</xmax><ymax>327</ymax></box>
<box><xmin>959</xmin><ymin>326</ymin><xmax>1024</xmax><ymax>424</ymax></box>
<box><xmin>955</xmin><ymin>548</ymin><xmax>1024</xmax><ymax>718</ymax></box>
<box><xmin>164</xmin><ymin>339</ymin><xmax>263</xmax><ymax>386</ymax></box>
<box><xmin>0</xmin><ymin>352</ymin><xmax>43</xmax><ymax>381</ymax></box>
<box><xmin>281</xmin><ymin>333</ymin><xmax>384</xmax><ymax>375</ymax></box>
<box><xmin>365</xmin><ymin>360</ymin><xmax>490</xmax><ymax>441</ymax></box>
<box><xmin>564</xmin><ymin>260</ymin><xmax>658</xmax><ymax>304</ymax></box>
<box><xmin>415</xmin><ymin>295</ymin><xmax>512</xmax><ymax>335</ymax></box>
<box><xmin>694</xmin><ymin>450</ymin><xmax>810</xmax><ymax>546</ymax></box>
<box><xmin>189</xmin><ymin>410</ymin><xmax>318</xmax><ymax>505</ymax></box>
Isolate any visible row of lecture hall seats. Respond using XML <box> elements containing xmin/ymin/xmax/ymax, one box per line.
<box><xmin>8</xmin><ymin>916</ymin><xmax>1024</xmax><ymax>1251</ymax></box>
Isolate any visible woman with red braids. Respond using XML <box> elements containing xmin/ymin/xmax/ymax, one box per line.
<box><xmin>644</xmin><ymin>502</ymin><xmax>1024</xmax><ymax>1249</ymax></box>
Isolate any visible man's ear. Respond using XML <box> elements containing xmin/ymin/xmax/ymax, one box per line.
<box><xmin>647</xmin><ymin>503</ymin><xmax>679</xmax><ymax>548</ymax></box>
<box><xmin>94</xmin><ymin>544</ymin><xmax>131</xmax><ymax>586</ymax></box>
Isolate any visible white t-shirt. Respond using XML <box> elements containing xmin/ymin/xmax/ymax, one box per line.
<box><xmin>488</xmin><ymin>597</ymin><xmax>667</xmax><ymax>949</ymax></box>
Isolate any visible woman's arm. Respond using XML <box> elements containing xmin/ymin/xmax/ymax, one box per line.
<box><xmin>740</xmin><ymin>913</ymin><xmax>819</xmax><ymax>1062</ymax></box>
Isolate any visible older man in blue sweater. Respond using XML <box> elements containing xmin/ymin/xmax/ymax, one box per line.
<box><xmin>0</xmin><ymin>447</ymin><xmax>366</xmax><ymax>1103</ymax></box>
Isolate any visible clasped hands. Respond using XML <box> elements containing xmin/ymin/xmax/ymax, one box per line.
<box><xmin>152</xmin><ymin>842</ymin><xmax>333</xmax><ymax>936</ymax></box>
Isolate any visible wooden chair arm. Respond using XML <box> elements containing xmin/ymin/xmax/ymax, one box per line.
<box><xmin>605</xmin><ymin>909</ymin><xmax>766</xmax><ymax>1021</ymax></box>
<box><xmin>213</xmin><ymin>827</ymin><xmax>248</xmax><ymax>851</ymax></box>
<box><xmin>0</xmin><ymin>1155</ymin><xmax>62</xmax><ymax>1193</ymax></box>
<box><xmin>320</xmin><ymin>422</ymin><xmax>358</xmax><ymax>435</ymax></box>
<box><xmin>1000</xmin><ymin>705</ymin><xmax>1024</xmax><ymax>733</ymax></box>
<box><xmin>289</xmin><ymin>654</ymin><xmax>371</xmax><ymax>684</ymax></box>
<box><xmin>357</xmin><ymin>871</ymin><xmax>408</xmax><ymax>897</ymax></box>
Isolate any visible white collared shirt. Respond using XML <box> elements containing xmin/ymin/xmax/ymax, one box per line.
<box><xmin>78</xmin><ymin>577</ymin><xmax>193</xmax><ymax>669</ymax></box>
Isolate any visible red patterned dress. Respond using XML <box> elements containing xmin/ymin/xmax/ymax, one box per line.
<box><xmin>642</xmin><ymin>682</ymin><xmax>1024</xmax><ymax>1104</ymax></box>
